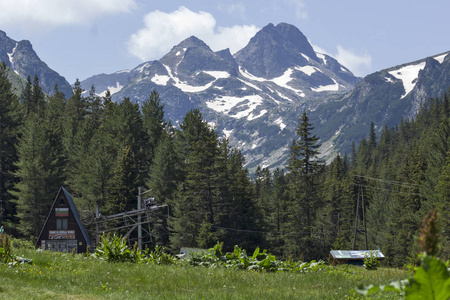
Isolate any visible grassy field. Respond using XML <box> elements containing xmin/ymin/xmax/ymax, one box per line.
<box><xmin>0</xmin><ymin>246</ymin><xmax>410</xmax><ymax>300</ymax></box>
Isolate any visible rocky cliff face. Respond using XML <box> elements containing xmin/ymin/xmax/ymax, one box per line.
<box><xmin>0</xmin><ymin>30</ymin><xmax>72</xmax><ymax>97</ymax></box>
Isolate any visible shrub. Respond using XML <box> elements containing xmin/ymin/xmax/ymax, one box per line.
<box><xmin>94</xmin><ymin>233</ymin><xmax>136</xmax><ymax>263</ymax></box>
<box><xmin>363</xmin><ymin>251</ymin><xmax>380</xmax><ymax>270</ymax></box>
<box><xmin>145</xmin><ymin>245</ymin><xmax>175</xmax><ymax>265</ymax></box>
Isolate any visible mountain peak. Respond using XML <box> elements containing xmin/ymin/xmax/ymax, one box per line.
<box><xmin>0</xmin><ymin>30</ymin><xmax>72</xmax><ymax>96</ymax></box>
<box><xmin>235</xmin><ymin>22</ymin><xmax>318</xmax><ymax>78</ymax></box>
<box><xmin>177</xmin><ymin>36</ymin><xmax>210</xmax><ymax>50</ymax></box>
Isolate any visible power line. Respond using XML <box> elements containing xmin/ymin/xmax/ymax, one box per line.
<box><xmin>355</xmin><ymin>175</ymin><xmax>420</xmax><ymax>188</ymax></box>
<box><xmin>354</xmin><ymin>183</ymin><xmax>424</xmax><ymax>197</ymax></box>
<box><xmin>166</xmin><ymin>215</ymin><xmax>316</xmax><ymax>236</ymax></box>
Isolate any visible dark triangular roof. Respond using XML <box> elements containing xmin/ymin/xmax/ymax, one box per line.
<box><xmin>36</xmin><ymin>186</ymin><xmax>92</xmax><ymax>247</ymax></box>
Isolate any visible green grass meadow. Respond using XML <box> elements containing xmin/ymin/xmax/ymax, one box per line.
<box><xmin>0</xmin><ymin>248</ymin><xmax>409</xmax><ymax>299</ymax></box>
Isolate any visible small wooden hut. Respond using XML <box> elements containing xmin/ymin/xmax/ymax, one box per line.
<box><xmin>329</xmin><ymin>250</ymin><xmax>385</xmax><ymax>266</ymax></box>
<box><xmin>36</xmin><ymin>187</ymin><xmax>92</xmax><ymax>253</ymax></box>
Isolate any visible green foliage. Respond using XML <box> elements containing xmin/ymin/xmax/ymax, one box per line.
<box><xmin>0</xmin><ymin>233</ymin><xmax>32</xmax><ymax>266</ymax></box>
<box><xmin>405</xmin><ymin>253</ymin><xmax>450</xmax><ymax>299</ymax></box>
<box><xmin>94</xmin><ymin>233</ymin><xmax>175</xmax><ymax>265</ymax></box>
<box><xmin>94</xmin><ymin>233</ymin><xmax>136</xmax><ymax>263</ymax></box>
<box><xmin>418</xmin><ymin>209</ymin><xmax>441</xmax><ymax>257</ymax></box>
<box><xmin>355</xmin><ymin>254</ymin><xmax>450</xmax><ymax>299</ymax></box>
<box><xmin>0</xmin><ymin>62</ymin><xmax>22</xmax><ymax>235</ymax></box>
<box><xmin>185</xmin><ymin>242</ymin><xmax>329</xmax><ymax>273</ymax></box>
<box><xmin>0</xmin><ymin>233</ymin><xmax>12</xmax><ymax>263</ymax></box>
<box><xmin>0</xmin><ymin>246</ymin><xmax>408</xmax><ymax>299</ymax></box>
<box><xmin>144</xmin><ymin>245</ymin><xmax>175</xmax><ymax>265</ymax></box>
<box><xmin>363</xmin><ymin>251</ymin><xmax>380</xmax><ymax>270</ymax></box>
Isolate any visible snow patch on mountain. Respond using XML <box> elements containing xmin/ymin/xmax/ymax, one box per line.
<box><xmin>115</xmin><ymin>69</ymin><xmax>131</xmax><ymax>74</ymax></box>
<box><xmin>275</xmin><ymin>117</ymin><xmax>286</xmax><ymax>130</ymax></box>
<box><xmin>433</xmin><ymin>53</ymin><xmax>447</xmax><ymax>64</ymax></box>
<box><xmin>151</xmin><ymin>74</ymin><xmax>170</xmax><ymax>86</ymax></box>
<box><xmin>296</xmin><ymin>65</ymin><xmax>320</xmax><ymax>76</ymax></box>
<box><xmin>162</xmin><ymin>64</ymin><xmax>212</xmax><ymax>92</ymax></box>
<box><xmin>301</xmin><ymin>53</ymin><xmax>310</xmax><ymax>62</ymax></box>
<box><xmin>239</xmin><ymin>67</ymin><xmax>266</xmax><ymax>82</ymax></box>
<box><xmin>203</xmin><ymin>71</ymin><xmax>230</xmax><ymax>79</ymax></box>
<box><xmin>311</xmin><ymin>78</ymin><xmax>339</xmax><ymax>92</ymax></box>
<box><xmin>274</xmin><ymin>90</ymin><xmax>293</xmax><ymax>102</ymax></box>
<box><xmin>388</xmin><ymin>62</ymin><xmax>426</xmax><ymax>98</ymax></box>
<box><xmin>237</xmin><ymin>78</ymin><xmax>262</xmax><ymax>91</ymax></box>
<box><xmin>135</xmin><ymin>63</ymin><xmax>150</xmax><ymax>73</ymax></box>
<box><xmin>248</xmin><ymin>109</ymin><xmax>267</xmax><ymax>121</ymax></box>
<box><xmin>223</xmin><ymin>128</ymin><xmax>233</xmax><ymax>138</ymax></box>
<box><xmin>206</xmin><ymin>95</ymin><xmax>264</xmax><ymax>120</ymax></box>
<box><xmin>99</xmin><ymin>82</ymin><xmax>123</xmax><ymax>96</ymax></box>
<box><xmin>271</xmin><ymin>68</ymin><xmax>305</xmax><ymax>97</ymax></box>
<box><xmin>316</xmin><ymin>53</ymin><xmax>327</xmax><ymax>65</ymax></box>
<box><xmin>7</xmin><ymin>43</ymin><xmax>18</xmax><ymax>65</ymax></box>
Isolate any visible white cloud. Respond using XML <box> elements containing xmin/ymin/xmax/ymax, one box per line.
<box><xmin>0</xmin><ymin>0</ymin><xmax>136</xmax><ymax>30</ymax></box>
<box><xmin>312</xmin><ymin>44</ymin><xmax>372</xmax><ymax>77</ymax></box>
<box><xmin>128</xmin><ymin>6</ymin><xmax>259</xmax><ymax>62</ymax></box>
<box><xmin>335</xmin><ymin>45</ymin><xmax>372</xmax><ymax>77</ymax></box>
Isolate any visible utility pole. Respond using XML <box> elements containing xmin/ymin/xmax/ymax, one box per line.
<box><xmin>95</xmin><ymin>206</ymin><xmax>100</xmax><ymax>248</ymax></box>
<box><xmin>352</xmin><ymin>176</ymin><xmax>361</xmax><ymax>250</ymax></box>
<box><xmin>337</xmin><ymin>213</ymin><xmax>340</xmax><ymax>234</ymax></box>
<box><xmin>138</xmin><ymin>187</ymin><xmax>142</xmax><ymax>250</ymax></box>
<box><xmin>361</xmin><ymin>182</ymin><xmax>368</xmax><ymax>249</ymax></box>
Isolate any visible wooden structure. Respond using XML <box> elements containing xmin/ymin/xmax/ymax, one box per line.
<box><xmin>36</xmin><ymin>187</ymin><xmax>92</xmax><ymax>253</ymax></box>
<box><xmin>329</xmin><ymin>250</ymin><xmax>385</xmax><ymax>266</ymax></box>
<box><xmin>80</xmin><ymin>188</ymin><xmax>168</xmax><ymax>249</ymax></box>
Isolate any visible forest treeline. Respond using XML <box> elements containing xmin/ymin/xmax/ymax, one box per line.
<box><xmin>0</xmin><ymin>63</ymin><xmax>448</xmax><ymax>266</ymax></box>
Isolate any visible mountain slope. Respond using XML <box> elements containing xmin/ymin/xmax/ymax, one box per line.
<box><xmin>0</xmin><ymin>30</ymin><xmax>72</xmax><ymax>97</ymax></box>
<box><xmin>80</xmin><ymin>23</ymin><xmax>361</xmax><ymax>171</ymax></box>
<box><xmin>312</xmin><ymin>51</ymin><xmax>450</xmax><ymax>157</ymax></box>
<box><xmin>79</xmin><ymin>22</ymin><xmax>450</xmax><ymax>171</ymax></box>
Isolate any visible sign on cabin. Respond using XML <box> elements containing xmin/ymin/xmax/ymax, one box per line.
<box><xmin>36</xmin><ymin>187</ymin><xmax>92</xmax><ymax>253</ymax></box>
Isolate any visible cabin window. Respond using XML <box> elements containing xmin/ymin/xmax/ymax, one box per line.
<box><xmin>56</xmin><ymin>219</ymin><xmax>68</xmax><ymax>230</ymax></box>
<box><xmin>58</xmin><ymin>198</ymin><xmax>66</xmax><ymax>206</ymax></box>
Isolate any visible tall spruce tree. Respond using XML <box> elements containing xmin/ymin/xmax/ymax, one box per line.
<box><xmin>285</xmin><ymin>110</ymin><xmax>323</xmax><ymax>260</ymax></box>
<box><xmin>0</xmin><ymin>62</ymin><xmax>22</xmax><ymax>234</ymax></box>
<box><xmin>13</xmin><ymin>112</ymin><xmax>51</xmax><ymax>237</ymax></box>
<box><xmin>142</xmin><ymin>90</ymin><xmax>166</xmax><ymax>166</ymax></box>
<box><xmin>170</xmin><ymin>109</ymin><xmax>220</xmax><ymax>249</ymax></box>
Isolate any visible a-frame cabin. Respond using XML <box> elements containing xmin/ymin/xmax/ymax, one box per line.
<box><xmin>36</xmin><ymin>187</ymin><xmax>92</xmax><ymax>253</ymax></box>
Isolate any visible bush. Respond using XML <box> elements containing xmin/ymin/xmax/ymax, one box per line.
<box><xmin>145</xmin><ymin>245</ymin><xmax>175</xmax><ymax>265</ymax></box>
<box><xmin>363</xmin><ymin>251</ymin><xmax>380</xmax><ymax>270</ymax></box>
<box><xmin>94</xmin><ymin>233</ymin><xmax>136</xmax><ymax>263</ymax></box>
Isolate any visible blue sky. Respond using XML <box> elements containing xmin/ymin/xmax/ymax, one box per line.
<box><xmin>0</xmin><ymin>0</ymin><xmax>448</xmax><ymax>84</ymax></box>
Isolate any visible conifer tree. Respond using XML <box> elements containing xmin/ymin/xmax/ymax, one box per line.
<box><xmin>285</xmin><ymin>110</ymin><xmax>323</xmax><ymax>260</ymax></box>
<box><xmin>146</xmin><ymin>128</ymin><xmax>180</xmax><ymax>246</ymax></box>
<box><xmin>43</xmin><ymin>85</ymin><xmax>66</xmax><ymax>198</ymax></box>
<box><xmin>142</xmin><ymin>89</ymin><xmax>166</xmax><ymax>166</ymax></box>
<box><xmin>0</xmin><ymin>63</ymin><xmax>22</xmax><ymax>234</ymax></box>
<box><xmin>21</xmin><ymin>75</ymin><xmax>32</xmax><ymax>113</ymax></box>
<box><xmin>13</xmin><ymin>112</ymin><xmax>51</xmax><ymax>237</ymax></box>
<box><xmin>170</xmin><ymin>109</ymin><xmax>224</xmax><ymax>249</ymax></box>
<box><xmin>105</xmin><ymin>145</ymin><xmax>139</xmax><ymax>215</ymax></box>
<box><xmin>266</xmin><ymin>168</ymin><xmax>289</xmax><ymax>257</ymax></box>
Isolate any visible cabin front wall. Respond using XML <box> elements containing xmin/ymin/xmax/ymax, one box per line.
<box><xmin>37</xmin><ymin>191</ymin><xmax>88</xmax><ymax>253</ymax></box>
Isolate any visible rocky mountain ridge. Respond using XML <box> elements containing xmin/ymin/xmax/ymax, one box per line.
<box><xmin>0</xmin><ymin>30</ymin><xmax>72</xmax><ymax>97</ymax></box>
<box><xmin>80</xmin><ymin>23</ymin><xmax>363</xmax><ymax>170</ymax></box>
